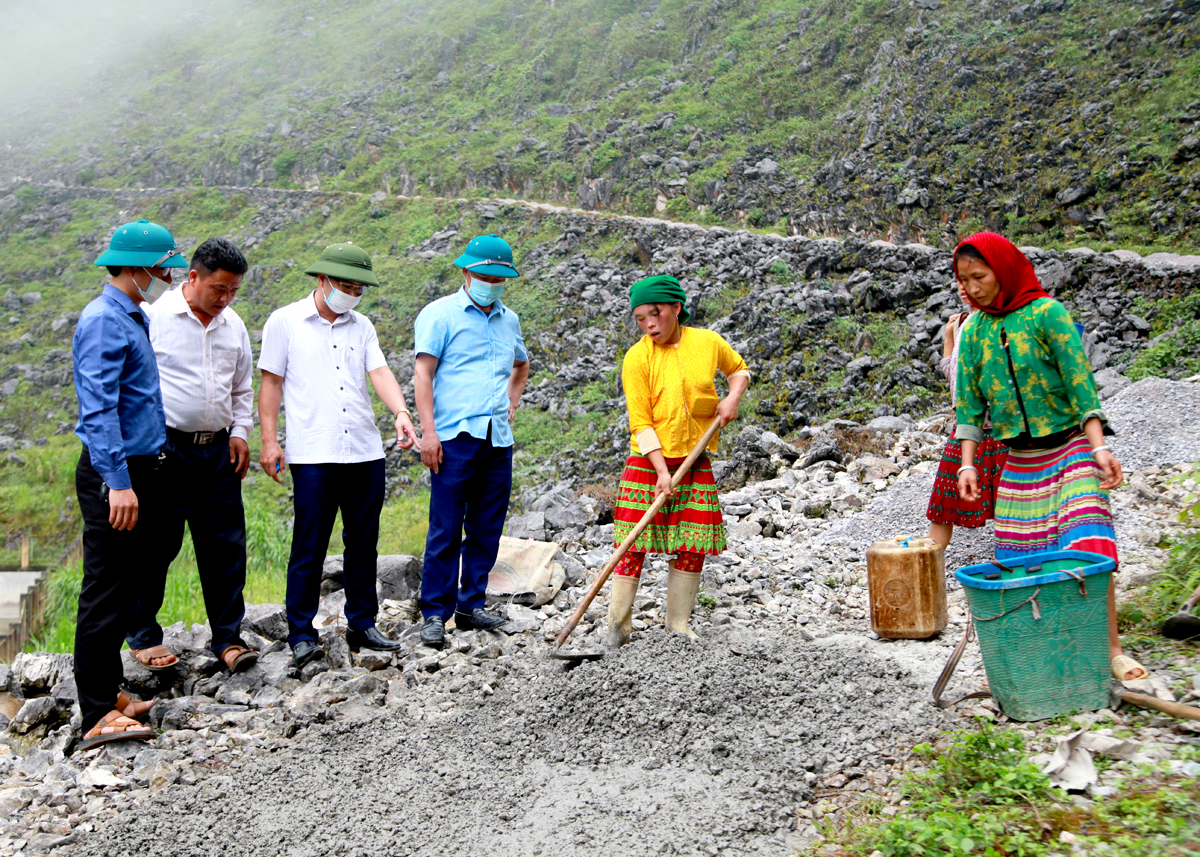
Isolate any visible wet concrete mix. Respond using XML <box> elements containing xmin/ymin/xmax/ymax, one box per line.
<box><xmin>61</xmin><ymin>627</ymin><xmax>940</xmax><ymax>857</ymax></box>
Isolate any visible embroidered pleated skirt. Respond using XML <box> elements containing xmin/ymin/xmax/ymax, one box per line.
<box><xmin>992</xmin><ymin>435</ymin><xmax>1118</xmax><ymax>564</ymax></box>
<box><xmin>926</xmin><ymin>428</ymin><xmax>1009</xmax><ymax>526</ymax></box>
<box><xmin>612</xmin><ymin>455</ymin><xmax>726</xmax><ymax>555</ymax></box>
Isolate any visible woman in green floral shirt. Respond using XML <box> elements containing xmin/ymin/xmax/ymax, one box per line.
<box><xmin>954</xmin><ymin>231</ymin><xmax>1145</xmax><ymax>683</ymax></box>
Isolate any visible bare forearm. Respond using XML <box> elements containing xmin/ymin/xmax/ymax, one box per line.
<box><xmin>508</xmin><ymin>360</ymin><xmax>530</xmax><ymax>406</ymax></box>
<box><xmin>1083</xmin><ymin>416</ymin><xmax>1105</xmax><ymax>449</ymax></box>
<box><xmin>414</xmin><ymin>366</ymin><xmax>436</xmax><ymax>437</ymax></box>
<box><xmin>725</xmin><ymin>373</ymin><xmax>749</xmax><ymax>406</ymax></box>
<box><xmin>258</xmin><ymin>374</ymin><xmax>283</xmax><ymax>444</ymax></box>
<box><xmin>368</xmin><ymin>366</ymin><xmax>409</xmax><ymax>415</ymax></box>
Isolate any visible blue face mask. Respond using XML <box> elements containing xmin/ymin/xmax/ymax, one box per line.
<box><xmin>467</xmin><ymin>276</ymin><xmax>505</xmax><ymax>306</ymax></box>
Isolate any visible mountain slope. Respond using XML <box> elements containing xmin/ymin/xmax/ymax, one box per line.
<box><xmin>3</xmin><ymin>0</ymin><xmax>1200</xmax><ymax>251</ymax></box>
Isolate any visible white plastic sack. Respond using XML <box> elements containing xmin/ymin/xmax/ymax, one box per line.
<box><xmin>486</xmin><ymin>537</ymin><xmax>566</xmax><ymax>608</ymax></box>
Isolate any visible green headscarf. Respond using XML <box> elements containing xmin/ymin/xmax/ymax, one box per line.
<box><xmin>629</xmin><ymin>274</ymin><xmax>690</xmax><ymax>322</ymax></box>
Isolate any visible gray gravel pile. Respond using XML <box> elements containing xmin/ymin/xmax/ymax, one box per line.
<box><xmin>814</xmin><ymin>469</ymin><xmax>995</xmax><ymax>582</ymax></box>
<box><xmin>60</xmin><ymin>628</ymin><xmax>937</xmax><ymax>857</ymax></box>
<box><xmin>815</xmin><ymin>377</ymin><xmax>1200</xmax><ymax>577</ymax></box>
<box><xmin>1103</xmin><ymin>377</ymin><xmax>1200</xmax><ymax>469</ymax></box>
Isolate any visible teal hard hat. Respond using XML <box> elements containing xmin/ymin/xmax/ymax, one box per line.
<box><xmin>94</xmin><ymin>219</ymin><xmax>188</xmax><ymax>269</ymax></box>
<box><xmin>452</xmin><ymin>234</ymin><xmax>520</xmax><ymax>279</ymax></box>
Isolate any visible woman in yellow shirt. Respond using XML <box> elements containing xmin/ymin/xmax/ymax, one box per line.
<box><xmin>608</xmin><ymin>275</ymin><xmax>751</xmax><ymax>647</ymax></box>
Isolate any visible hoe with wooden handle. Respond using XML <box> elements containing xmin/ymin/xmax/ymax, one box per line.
<box><xmin>550</xmin><ymin>418</ymin><xmax>722</xmax><ymax>662</ymax></box>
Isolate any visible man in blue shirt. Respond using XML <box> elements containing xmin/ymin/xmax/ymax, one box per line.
<box><xmin>71</xmin><ymin>219</ymin><xmax>187</xmax><ymax>752</ymax></box>
<box><xmin>413</xmin><ymin>234</ymin><xmax>530</xmax><ymax>649</ymax></box>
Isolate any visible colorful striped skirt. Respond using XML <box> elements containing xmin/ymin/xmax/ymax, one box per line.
<box><xmin>613</xmin><ymin>454</ymin><xmax>725</xmax><ymax>555</ymax></box>
<box><xmin>926</xmin><ymin>429</ymin><xmax>1009</xmax><ymax>527</ymax></box>
<box><xmin>993</xmin><ymin>435</ymin><xmax>1118</xmax><ymax>564</ymax></box>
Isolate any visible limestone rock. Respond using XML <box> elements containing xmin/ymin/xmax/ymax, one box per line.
<box><xmin>241</xmin><ymin>603</ymin><xmax>288</xmax><ymax>642</ymax></box>
<box><xmin>10</xmin><ymin>697</ymin><xmax>66</xmax><ymax>734</ymax></box>
<box><xmin>376</xmin><ymin>555</ymin><xmax>423</xmax><ymax>602</ymax></box>
<box><xmin>11</xmin><ymin>652</ymin><xmax>73</xmax><ymax>693</ymax></box>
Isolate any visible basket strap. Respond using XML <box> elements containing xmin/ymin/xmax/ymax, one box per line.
<box><xmin>931</xmin><ymin>620</ymin><xmax>993</xmax><ymax>710</ymax></box>
<box><xmin>1060</xmin><ymin>566</ymin><xmax>1087</xmax><ymax>597</ymax></box>
<box><xmin>975</xmin><ymin>586</ymin><xmax>1043</xmax><ymax>622</ymax></box>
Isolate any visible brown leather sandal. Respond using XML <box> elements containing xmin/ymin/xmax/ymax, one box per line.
<box><xmin>130</xmin><ymin>645</ymin><xmax>179</xmax><ymax>672</ymax></box>
<box><xmin>219</xmin><ymin>644</ymin><xmax>260</xmax><ymax>674</ymax></box>
<box><xmin>116</xmin><ymin>691</ymin><xmax>155</xmax><ymax>721</ymax></box>
<box><xmin>75</xmin><ymin>710</ymin><xmax>153</xmax><ymax>754</ymax></box>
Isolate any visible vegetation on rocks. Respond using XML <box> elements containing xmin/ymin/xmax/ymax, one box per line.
<box><xmin>815</xmin><ymin>724</ymin><xmax>1200</xmax><ymax>857</ymax></box>
<box><xmin>5</xmin><ymin>0</ymin><xmax>1200</xmax><ymax>250</ymax></box>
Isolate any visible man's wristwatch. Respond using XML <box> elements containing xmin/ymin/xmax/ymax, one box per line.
<box><xmin>395</xmin><ymin>408</ymin><xmax>412</xmax><ymax>419</ymax></box>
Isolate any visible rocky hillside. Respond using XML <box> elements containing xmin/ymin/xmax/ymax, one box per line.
<box><xmin>3</xmin><ymin>0</ymin><xmax>1200</xmax><ymax>251</ymax></box>
<box><xmin>2</xmin><ymin>185</ymin><xmax>1198</xmax><ymax>502</ymax></box>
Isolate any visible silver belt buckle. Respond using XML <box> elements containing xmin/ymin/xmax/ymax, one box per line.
<box><xmin>195</xmin><ymin>431</ymin><xmax>216</xmax><ymax>445</ymax></box>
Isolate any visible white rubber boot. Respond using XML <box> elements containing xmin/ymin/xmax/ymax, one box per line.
<box><xmin>665</xmin><ymin>567</ymin><xmax>701</xmax><ymax>639</ymax></box>
<box><xmin>605</xmin><ymin>574</ymin><xmax>640</xmax><ymax>648</ymax></box>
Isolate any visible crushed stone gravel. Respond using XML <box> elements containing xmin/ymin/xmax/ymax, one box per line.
<box><xmin>61</xmin><ymin>628</ymin><xmax>940</xmax><ymax>857</ymax></box>
<box><xmin>1102</xmin><ymin>377</ymin><xmax>1200</xmax><ymax>470</ymax></box>
<box><xmin>817</xmin><ymin>377</ymin><xmax>1199</xmax><ymax>579</ymax></box>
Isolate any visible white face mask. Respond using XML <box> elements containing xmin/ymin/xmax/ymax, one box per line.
<box><xmin>134</xmin><ymin>268</ymin><xmax>171</xmax><ymax>303</ymax></box>
<box><xmin>323</xmin><ymin>278</ymin><xmax>363</xmax><ymax>314</ymax></box>
<box><xmin>466</xmin><ymin>274</ymin><xmax>505</xmax><ymax>306</ymax></box>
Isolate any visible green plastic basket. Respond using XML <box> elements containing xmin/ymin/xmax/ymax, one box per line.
<box><xmin>956</xmin><ymin>551</ymin><xmax>1115</xmax><ymax>722</ymax></box>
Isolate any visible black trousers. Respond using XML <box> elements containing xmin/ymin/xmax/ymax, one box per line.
<box><xmin>74</xmin><ymin>448</ymin><xmax>162</xmax><ymax>734</ymax></box>
<box><xmin>285</xmin><ymin>460</ymin><xmax>385</xmax><ymax>648</ymax></box>
<box><xmin>126</xmin><ymin>438</ymin><xmax>248</xmax><ymax>657</ymax></box>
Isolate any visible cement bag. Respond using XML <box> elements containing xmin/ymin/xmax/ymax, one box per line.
<box><xmin>487</xmin><ymin>537</ymin><xmax>566</xmax><ymax>607</ymax></box>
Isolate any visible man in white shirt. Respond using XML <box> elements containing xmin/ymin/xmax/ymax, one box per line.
<box><xmin>258</xmin><ymin>241</ymin><xmax>418</xmax><ymax>668</ymax></box>
<box><xmin>130</xmin><ymin>238</ymin><xmax>260</xmax><ymax>674</ymax></box>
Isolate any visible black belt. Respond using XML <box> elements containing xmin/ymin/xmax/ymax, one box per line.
<box><xmin>1003</xmin><ymin>426</ymin><xmax>1082</xmax><ymax>451</ymax></box>
<box><xmin>167</xmin><ymin>426</ymin><xmax>231</xmax><ymax>446</ymax></box>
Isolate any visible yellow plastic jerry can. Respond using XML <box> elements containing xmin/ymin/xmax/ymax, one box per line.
<box><xmin>866</xmin><ymin>535</ymin><xmax>947</xmax><ymax>639</ymax></box>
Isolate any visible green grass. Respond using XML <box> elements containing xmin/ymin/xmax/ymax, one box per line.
<box><xmin>813</xmin><ymin>724</ymin><xmax>1200</xmax><ymax>857</ymax></box>
<box><xmin>0</xmin><ymin>436</ymin><xmax>81</xmax><ymax>555</ymax></box>
<box><xmin>1118</xmin><ymin>465</ymin><xmax>1200</xmax><ymax>637</ymax></box>
<box><xmin>4</xmin><ymin>0</ymin><xmax>1199</xmax><ymax>251</ymax></box>
<box><xmin>23</xmin><ymin>478</ymin><xmax>431</xmax><ymax>656</ymax></box>
<box><xmin>3</xmin><ymin>434</ymin><xmax>430</xmax><ymax>657</ymax></box>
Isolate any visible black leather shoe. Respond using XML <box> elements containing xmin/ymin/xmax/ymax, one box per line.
<box><xmin>291</xmin><ymin>640</ymin><xmax>321</xmax><ymax>668</ymax></box>
<box><xmin>454</xmin><ymin>608</ymin><xmax>506</xmax><ymax>632</ymax></box>
<box><xmin>346</xmin><ymin>627</ymin><xmax>403</xmax><ymax>652</ymax></box>
<box><xmin>420</xmin><ymin>616</ymin><xmax>446</xmax><ymax>649</ymax></box>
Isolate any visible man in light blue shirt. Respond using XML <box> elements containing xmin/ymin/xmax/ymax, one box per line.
<box><xmin>413</xmin><ymin>234</ymin><xmax>529</xmax><ymax>648</ymax></box>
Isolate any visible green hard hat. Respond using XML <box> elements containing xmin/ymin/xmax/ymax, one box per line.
<box><xmin>304</xmin><ymin>241</ymin><xmax>380</xmax><ymax>287</ymax></box>
<box><xmin>94</xmin><ymin>219</ymin><xmax>188</xmax><ymax>269</ymax></box>
<box><xmin>453</xmin><ymin>234</ymin><xmax>520</xmax><ymax>279</ymax></box>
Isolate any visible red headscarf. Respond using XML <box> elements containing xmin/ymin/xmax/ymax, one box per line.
<box><xmin>953</xmin><ymin>231</ymin><xmax>1051</xmax><ymax>315</ymax></box>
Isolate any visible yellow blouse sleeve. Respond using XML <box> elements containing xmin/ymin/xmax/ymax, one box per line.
<box><xmin>622</xmin><ymin>342</ymin><xmax>655</xmax><ymax>440</ymax></box>
<box><xmin>716</xmin><ymin>335</ymin><xmax>749</xmax><ymax>380</ymax></box>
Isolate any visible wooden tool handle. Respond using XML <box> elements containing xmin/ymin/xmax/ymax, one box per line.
<box><xmin>553</xmin><ymin>418</ymin><xmax>722</xmax><ymax>649</ymax></box>
<box><xmin>1120</xmin><ymin>690</ymin><xmax>1200</xmax><ymax>722</ymax></box>
<box><xmin>1180</xmin><ymin>582</ymin><xmax>1200</xmax><ymax>614</ymax></box>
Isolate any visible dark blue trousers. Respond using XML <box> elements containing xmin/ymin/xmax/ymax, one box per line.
<box><xmin>421</xmin><ymin>432</ymin><xmax>513</xmax><ymax>621</ymax></box>
<box><xmin>286</xmin><ymin>460</ymin><xmax>385</xmax><ymax>647</ymax></box>
<box><xmin>127</xmin><ymin>439</ymin><xmax>248</xmax><ymax>657</ymax></box>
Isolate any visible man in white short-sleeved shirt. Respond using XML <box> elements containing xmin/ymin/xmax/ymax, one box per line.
<box><xmin>258</xmin><ymin>241</ymin><xmax>418</xmax><ymax>667</ymax></box>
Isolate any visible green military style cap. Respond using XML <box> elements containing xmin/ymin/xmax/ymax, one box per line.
<box><xmin>94</xmin><ymin>219</ymin><xmax>188</xmax><ymax>269</ymax></box>
<box><xmin>304</xmin><ymin>241</ymin><xmax>380</xmax><ymax>287</ymax></box>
